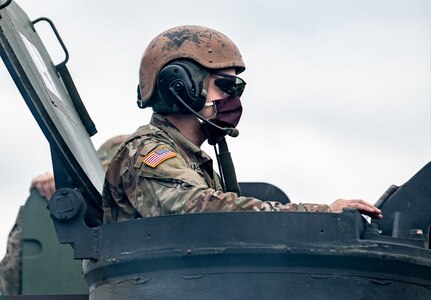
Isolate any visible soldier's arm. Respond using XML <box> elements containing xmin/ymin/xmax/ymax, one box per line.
<box><xmin>152</xmin><ymin>181</ymin><xmax>330</xmax><ymax>214</ymax></box>
<box><xmin>114</xmin><ymin>141</ymin><xmax>379</xmax><ymax>218</ymax></box>
<box><xmin>126</xmin><ymin>144</ymin><xmax>330</xmax><ymax>216</ymax></box>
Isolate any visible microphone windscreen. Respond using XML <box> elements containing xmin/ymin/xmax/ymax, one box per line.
<box><xmin>226</xmin><ymin>128</ymin><xmax>239</xmax><ymax>137</ymax></box>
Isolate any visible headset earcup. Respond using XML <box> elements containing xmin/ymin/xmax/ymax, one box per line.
<box><xmin>157</xmin><ymin>62</ymin><xmax>206</xmax><ymax>114</ymax></box>
<box><xmin>157</xmin><ymin>64</ymin><xmax>194</xmax><ymax>113</ymax></box>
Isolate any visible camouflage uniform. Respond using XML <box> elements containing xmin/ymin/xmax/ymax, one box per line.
<box><xmin>103</xmin><ymin>114</ymin><xmax>330</xmax><ymax>223</ymax></box>
<box><xmin>0</xmin><ymin>207</ymin><xmax>23</xmax><ymax>295</ymax></box>
<box><xmin>97</xmin><ymin>134</ymin><xmax>129</xmax><ymax>171</ymax></box>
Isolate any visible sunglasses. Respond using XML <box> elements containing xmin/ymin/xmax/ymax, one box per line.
<box><xmin>213</xmin><ymin>72</ymin><xmax>246</xmax><ymax>97</ymax></box>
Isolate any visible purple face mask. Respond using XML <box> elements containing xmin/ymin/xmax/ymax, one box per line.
<box><xmin>211</xmin><ymin>96</ymin><xmax>243</xmax><ymax>127</ymax></box>
<box><xmin>202</xmin><ymin>96</ymin><xmax>243</xmax><ymax>145</ymax></box>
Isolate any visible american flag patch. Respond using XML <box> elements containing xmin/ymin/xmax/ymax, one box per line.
<box><xmin>141</xmin><ymin>146</ymin><xmax>177</xmax><ymax>168</ymax></box>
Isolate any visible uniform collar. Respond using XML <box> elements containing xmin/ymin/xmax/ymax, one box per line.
<box><xmin>150</xmin><ymin>113</ymin><xmax>212</xmax><ymax>164</ymax></box>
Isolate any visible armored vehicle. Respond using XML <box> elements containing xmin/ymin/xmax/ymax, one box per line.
<box><xmin>1</xmin><ymin>1</ymin><xmax>430</xmax><ymax>299</ymax></box>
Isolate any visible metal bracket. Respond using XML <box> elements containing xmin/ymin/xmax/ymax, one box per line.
<box><xmin>48</xmin><ymin>188</ymin><xmax>100</xmax><ymax>260</ymax></box>
<box><xmin>31</xmin><ymin>17</ymin><xmax>69</xmax><ymax>67</ymax></box>
<box><xmin>0</xmin><ymin>0</ymin><xmax>12</xmax><ymax>10</ymax></box>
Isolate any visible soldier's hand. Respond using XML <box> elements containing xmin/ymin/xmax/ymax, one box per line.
<box><xmin>30</xmin><ymin>172</ymin><xmax>55</xmax><ymax>201</ymax></box>
<box><xmin>329</xmin><ymin>199</ymin><xmax>382</xmax><ymax>219</ymax></box>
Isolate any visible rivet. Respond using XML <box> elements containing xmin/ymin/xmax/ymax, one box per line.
<box><xmin>207</xmin><ymin>48</ymin><xmax>212</xmax><ymax>53</ymax></box>
<box><xmin>208</xmin><ymin>59</ymin><xmax>213</xmax><ymax>63</ymax></box>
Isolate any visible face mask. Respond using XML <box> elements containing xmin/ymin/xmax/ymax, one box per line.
<box><xmin>202</xmin><ymin>96</ymin><xmax>243</xmax><ymax>145</ymax></box>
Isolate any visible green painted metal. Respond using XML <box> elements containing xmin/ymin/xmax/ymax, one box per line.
<box><xmin>21</xmin><ymin>190</ymin><xmax>88</xmax><ymax>294</ymax></box>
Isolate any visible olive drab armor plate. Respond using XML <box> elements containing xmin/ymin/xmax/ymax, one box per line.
<box><xmin>22</xmin><ymin>190</ymin><xmax>87</xmax><ymax>294</ymax></box>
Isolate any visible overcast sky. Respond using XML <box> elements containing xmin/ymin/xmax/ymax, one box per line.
<box><xmin>0</xmin><ymin>0</ymin><xmax>430</xmax><ymax>256</ymax></box>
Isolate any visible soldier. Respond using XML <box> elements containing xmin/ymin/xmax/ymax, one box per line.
<box><xmin>102</xmin><ymin>25</ymin><xmax>382</xmax><ymax>224</ymax></box>
<box><xmin>0</xmin><ymin>135</ymin><xmax>127</xmax><ymax>295</ymax></box>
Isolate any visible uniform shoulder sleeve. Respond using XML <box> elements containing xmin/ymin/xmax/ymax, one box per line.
<box><xmin>132</xmin><ymin>138</ymin><xmax>207</xmax><ymax>187</ymax></box>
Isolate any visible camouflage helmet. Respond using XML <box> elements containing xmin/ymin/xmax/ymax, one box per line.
<box><xmin>96</xmin><ymin>135</ymin><xmax>128</xmax><ymax>171</ymax></box>
<box><xmin>138</xmin><ymin>25</ymin><xmax>246</xmax><ymax>108</ymax></box>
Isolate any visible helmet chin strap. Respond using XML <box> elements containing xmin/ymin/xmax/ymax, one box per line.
<box><xmin>136</xmin><ymin>84</ymin><xmax>145</xmax><ymax>109</ymax></box>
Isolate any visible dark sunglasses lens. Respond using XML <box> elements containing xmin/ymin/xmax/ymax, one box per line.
<box><xmin>214</xmin><ymin>76</ymin><xmax>246</xmax><ymax>97</ymax></box>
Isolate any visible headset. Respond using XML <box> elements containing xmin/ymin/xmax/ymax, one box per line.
<box><xmin>156</xmin><ymin>60</ymin><xmax>207</xmax><ymax>114</ymax></box>
<box><xmin>137</xmin><ymin>60</ymin><xmax>239</xmax><ymax>138</ymax></box>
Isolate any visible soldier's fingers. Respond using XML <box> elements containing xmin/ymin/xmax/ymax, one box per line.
<box><xmin>344</xmin><ymin>199</ymin><xmax>373</xmax><ymax>207</ymax></box>
<box><xmin>329</xmin><ymin>199</ymin><xmax>382</xmax><ymax>218</ymax></box>
<box><xmin>349</xmin><ymin>203</ymin><xmax>376</xmax><ymax>212</ymax></box>
<box><xmin>344</xmin><ymin>199</ymin><xmax>381</xmax><ymax>212</ymax></box>
<box><xmin>29</xmin><ymin>172</ymin><xmax>55</xmax><ymax>199</ymax></box>
<box><xmin>347</xmin><ymin>205</ymin><xmax>382</xmax><ymax>220</ymax></box>
<box><xmin>42</xmin><ymin>182</ymin><xmax>55</xmax><ymax>200</ymax></box>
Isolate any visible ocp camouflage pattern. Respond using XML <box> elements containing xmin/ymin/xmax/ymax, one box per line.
<box><xmin>102</xmin><ymin>113</ymin><xmax>330</xmax><ymax>223</ymax></box>
<box><xmin>97</xmin><ymin>135</ymin><xmax>129</xmax><ymax>171</ymax></box>
<box><xmin>0</xmin><ymin>207</ymin><xmax>23</xmax><ymax>295</ymax></box>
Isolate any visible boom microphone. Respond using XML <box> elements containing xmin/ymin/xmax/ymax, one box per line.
<box><xmin>224</xmin><ymin>127</ymin><xmax>239</xmax><ymax>137</ymax></box>
<box><xmin>169</xmin><ymin>83</ymin><xmax>239</xmax><ymax>138</ymax></box>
